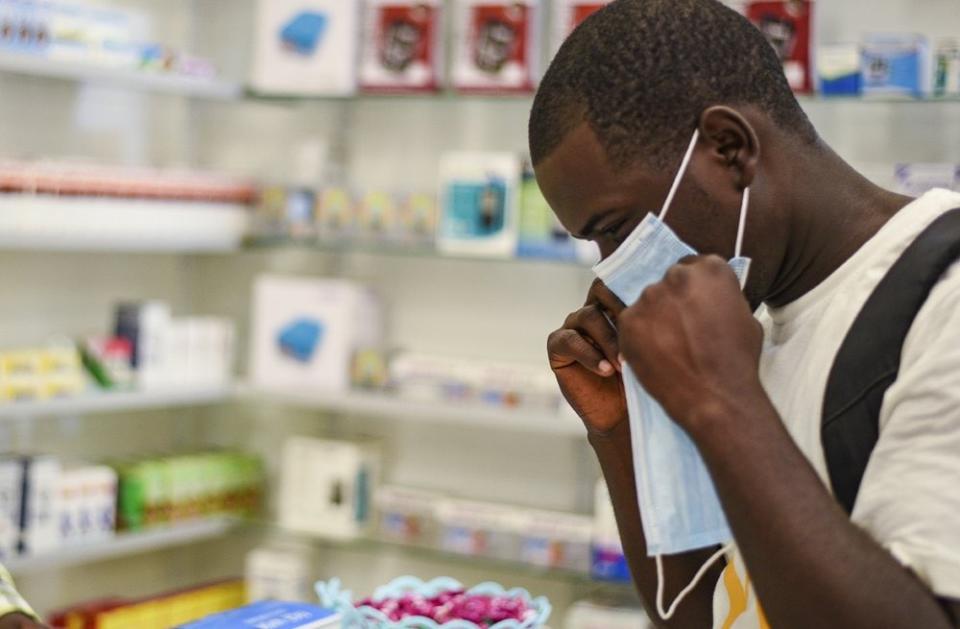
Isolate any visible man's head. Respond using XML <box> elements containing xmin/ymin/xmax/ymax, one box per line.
<box><xmin>529</xmin><ymin>0</ymin><xmax>822</xmax><ymax>304</ymax></box>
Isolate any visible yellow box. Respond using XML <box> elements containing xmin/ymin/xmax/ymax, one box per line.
<box><xmin>0</xmin><ymin>350</ymin><xmax>42</xmax><ymax>379</ymax></box>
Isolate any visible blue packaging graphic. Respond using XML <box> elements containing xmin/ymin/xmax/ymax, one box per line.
<box><xmin>278</xmin><ymin>318</ymin><xmax>325</xmax><ymax>363</ymax></box>
<box><xmin>281</xmin><ymin>11</ymin><xmax>329</xmax><ymax>55</ymax></box>
<box><xmin>443</xmin><ymin>178</ymin><xmax>507</xmax><ymax>239</ymax></box>
<box><xmin>180</xmin><ymin>600</ymin><xmax>340</xmax><ymax>628</ymax></box>
<box><xmin>862</xmin><ymin>34</ymin><xmax>931</xmax><ymax>98</ymax></box>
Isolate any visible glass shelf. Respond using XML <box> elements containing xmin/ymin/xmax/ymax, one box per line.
<box><xmin>0</xmin><ymin>384</ymin><xmax>234</xmax><ymax>420</ymax></box>
<box><xmin>6</xmin><ymin>518</ymin><xmax>242</xmax><ymax>575</ymax></box>
<box><xmin>269</xmin><ymin>527</ymin><xmax>632</xmax><ymax>590</ymax></box>
<box><xmin>0</xmin><ymin>51</ymin><xmax>241</xmax><ymax>99</ymax></box>
<box><xmin>243</xmin><ymin>237</ymin><xmax>594</xmax><ymax>269</ymax></box>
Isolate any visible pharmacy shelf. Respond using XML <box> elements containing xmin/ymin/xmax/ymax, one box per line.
<box><xmin>0</xmin><ymin>195</ymin><xmax>250</xmax><ymax>253</ymax></box>
<box><xmin>5</xmin><ymin>518</ymin><xmax>243</xmax><ymax>575</ymax></box>
<box><xmin>244</xmin><ymin>237</ymin><xmax>594</xmax><ymax>269</ymax></box>
<box><xmin>0</xmin><ymin>384</ymin><xmax>233</xmax><ymax>420</ymax></box>
<box><xmin>270</xmin><ymin>528</ymin><xmax>631</xmax><ymax>590</ymax></box>
<box><xmin>241</xmin><ymin>385</ymin><xmax>585</xmax><ymax>437</ymax></box>
<box><xmin>0</xmin><ymin>52</ymin><xmax>241</xmax><ymax>100</ymax></box>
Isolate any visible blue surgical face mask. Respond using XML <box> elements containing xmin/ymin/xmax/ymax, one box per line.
<box><xmin>592</xmin><ymin>128</ymin><xmax>750</xmax><ymax>620</ymax></box>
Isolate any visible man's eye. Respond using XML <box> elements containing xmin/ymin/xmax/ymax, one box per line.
<box><xmin>601</xmin><ymin>221</ymin><xmax>626</xmax><ymax>238</ymax></box>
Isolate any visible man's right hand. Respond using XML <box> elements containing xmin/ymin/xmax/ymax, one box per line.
<box><xmin>547</xmin><ymin>279</ymin><xmax>627</xmax><ymax>433</ymax></box>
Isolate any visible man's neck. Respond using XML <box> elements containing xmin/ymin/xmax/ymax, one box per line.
<box><xmin>764</xmin><ymin>144</ymin><xmax>913</xmax><ymax>309</ymax></box>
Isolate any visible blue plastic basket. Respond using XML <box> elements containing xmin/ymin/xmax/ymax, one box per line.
<box><xmin>316</xmin><ymin>576</ymin><xmax>551</xmax><ymax>629</ymax></box>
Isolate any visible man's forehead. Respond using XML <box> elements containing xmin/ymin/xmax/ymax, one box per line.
<box><xmin>534</xmin><ymin>123</ymin><xmax>651</xmax><ymax>233</ymax></box>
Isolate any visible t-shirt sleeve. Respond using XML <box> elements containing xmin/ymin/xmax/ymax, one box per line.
<box><xmin>0</xmin><ymin>563</ymin><xmax>39</xmax><ymax>621</ymax></box>
<box><xmin>851</xmin><ymin>264</ymin><xmax>960</xmax><ymax>599</ymax></box>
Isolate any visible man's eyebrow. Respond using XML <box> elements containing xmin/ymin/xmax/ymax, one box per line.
<box><xmin>574</xmin><ymin>209</ymin><xmax>616</xmax><ymax>239</ymax></box>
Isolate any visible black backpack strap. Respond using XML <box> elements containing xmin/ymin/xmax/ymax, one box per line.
<box><xmin>822</xmin><ymin>207</ymin><xmax>960</xmax><ymax>515</ymax></box>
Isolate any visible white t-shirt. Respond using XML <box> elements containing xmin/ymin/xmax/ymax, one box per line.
<box><xmin>712</xmin><ymin>188</ymin><xmax>960</xmax><ymax>629</ymax></box>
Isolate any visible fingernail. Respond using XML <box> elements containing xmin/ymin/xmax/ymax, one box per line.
<box><xmin>598</xmin><ymin>360</ymin><xmax>613</xmax><ymax>374</ymax></box>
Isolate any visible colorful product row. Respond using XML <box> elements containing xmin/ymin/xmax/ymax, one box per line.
<box><xmin>253</xmin><ymin>187</ymin><xmax>438</xmax><ymax>246</ymax></box>
<box><xmin>0</xmin><ymin>0</ymin><xmax>220</xmax><ymax>82</ymax></box>
<box><xmin>48</xmin><ymin>580</ymin><xmax>246</xmax><ymax>629</ymax></box>
<box><xmin>819</xmin><ymin>36</ymin><xmax>960</xmax><ymax>98</ymax></box>
<box><xmin>114</xmin><ymin>451</ymin><xmax>264</xmax><ymax>532</ymax></box>
<box><xmin>0</xmin><ymin>345</ymin><xmax>84</xmax><ymax>402</ymax></box>
<box><xmin>250</xmin><ymin>0</ymin><xmax>609</xmax><ymax>96</ymax></box>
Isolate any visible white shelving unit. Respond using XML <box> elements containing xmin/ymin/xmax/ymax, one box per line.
<box><xmin>0</xmin><ymin>195</ymin><xmax>250</xmax><ymax>253</ymax></box>
<box><xmin>5</xmin><ymin>518</ymin><xmax>242</xmax><ymax>575</ymax></box>
<box><xmin>241</xmin><ymin>385</ymin><xmax>585</xmax><ymax>437</ymax></box>
<box><xmin>0</xmin><ymin>52</ymin><xmax>241</xmax><ymax>100</ymax></box>
<box><xmin>0</xmin><ymin>385</ymin><xmax>233</xmax><ymax>420</ymax></box>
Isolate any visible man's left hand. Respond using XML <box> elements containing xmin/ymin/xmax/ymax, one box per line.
<box><xmin>616</xmin><ymin>255</ymin><xmax>765</xmax><ymax>436</ymax></box>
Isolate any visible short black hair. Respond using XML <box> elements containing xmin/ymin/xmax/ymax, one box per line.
<box><xmin>529</xmin><ymin>0</ymin><xmax>817</xmax><ymax>170</ymax></box>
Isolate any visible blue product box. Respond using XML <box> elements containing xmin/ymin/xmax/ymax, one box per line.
<box><xmin>180</xmin><ymin>601</ymin><xmax>340</xmax><ymax>628</ymax></box>
<box><xmin>818</xmin><ymin>44</ymin><xmax>862</xmax><ymax>97</ymax></box>
<box><xmin>591</xmin><ymin>543</ymin><xmax>632</xmax><ymax>583</ymax></box>
<box><xmin>861</xmin><ymin>34</ymin><xmax>931</xmax><ymax>98</ymax></box>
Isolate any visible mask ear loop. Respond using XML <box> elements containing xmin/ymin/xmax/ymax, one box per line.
<box><xmin>659</xmin><ymin>129</ymin><xmax>701</xmax><ymax>222</ymax></box>
<box><xmin>656</xmin><ymin>543</ymin><xmax>734</xmax><ymax>621</ymax></box>
<box><xmin>734</xmin><ymin>187</ymin><xmax>750</xmax><ymax>259</ymax></box>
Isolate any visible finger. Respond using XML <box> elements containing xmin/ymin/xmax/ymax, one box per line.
<box><xmin>548</xmin><ymin>328</ymin><xmax>616</xmax><ymax>376</ymax></box>
<box><xmin>565</xmin><ymin>306</ymin><xmax>620</xmax><ymax>370</ymax></box>
<box><xmin>585</xmin><ymin>278</ymin><xmax>627</xmax><ymax>319</ymax></box>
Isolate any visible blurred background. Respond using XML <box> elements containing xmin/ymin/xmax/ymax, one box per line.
<box><xmin>0</xmin><ymin>0</ymin><xmax>957</xmax><ymax>627</ymax></box>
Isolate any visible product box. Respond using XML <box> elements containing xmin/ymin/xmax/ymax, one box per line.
<box><xmin>316</xmin><ymin>187</ymin><xmax>357</xmax><ymax>241</ymax></box>
<box><xmin>516</xmin><ymin>162</ymin><xmax>577</xmax><ymax>260</ymax></box>
<box><xmin>895</xmin><ymin>163</ymin><xmax>959</xmax><ymax>197</ymax></box>
<box><xmin>115</xmin><ymin>300</ymin><xmax>171</xmax><ymax>388</ymax></box>
<box><xmin>935</xmin><ymin>39</ymin><xmax>960</xmax><ymax>98</ymax></box>
<box><xmin>19</xmin><ymin>455</ymin><xmax>61</xmax><ymax>556</ymax></box>
<box><xmin>250</xmin><ymin>275</ymin><xmax>383</xmax><ymax>393</ymax></box>
<box><xmin>550</xmin><ymin>1</ymin><xmax>608</xmax><ymax>54</ymax></box>
<box><xmin>591</xmin><ymin>480</ymin><xmax>630</xmax><ymax>582</ymax></box>
<box><xmin>246</xmin><ymin>544</ymin><xmax>318</xmax><ymax>603</ymax></box>
<box><xmin>356</xmin><ymin>189</ymin><xmax>398</xmax><ymax>241</ymax></box>
<box><xmin>376</xmin><ymin>485</ymin><xmax>444</xmax><ymax>546</ymax></box>
<box><xmin>278</xmin><ymin>437</ymin><xmax>380</xmax><ymax>541</ymax></box>
<box><xmin>436</xmin><ymin>499</ymin><xmax>521</xmax><ymax>561</ymax></box>
<box><xmin>451</xmin><ymin>0</ymin><xmax>540</xmax><ymax>93</ymax></box>
<box><xmin>861</xmin><ymin>33</ymin><xmax>932</xmax><ymax>99</ymax></box>
<box><xmin>0</xmin><ymin>459</ymin><xmax>23</xmax><ymax>561</ymax></box>
<box><xmin>397</xmin><ymin>192</ymin><xmax>438</xmax><ymax>244</ymax></box>
<box><xmin>818</xmin><ymin>43</ymin><xmax>862</xmax><ymax>96</ymax></box>
<box><xmin>250</xmin><ymin>0</ymin><xmax>360</xmax><ymax>96</ymax></box>
<box><xmin>182</xmin><ymin>601</ymin><xmax>340</xmax><ymax>629</ymax></box>
<box><xmin>743</xmin><ymin>0</ymin><xmax>813</xmax><ymax>93</ymax></box>
<box><xmin>437</xmin><ymin>152</ymin><xmax>521</xmax><ymax>257</ymax></box>
<box><xmin>58</xmin><ymin>464</ymin><xmax>117</xmax><ymax>547</ymax></box>
<box><xmin>360</xmin><ymin>0</ymin><xmax>443</xmax><ymax>93</ymax></box>
<box><xmin>517</xmin><ymin>509</ymin><xmax>592</xmax><ymax>573</ymax></box>
<box><xmin>79</xmin><ymin>336</ymin><xmax>134</xmax><ymax>389</ymax></box>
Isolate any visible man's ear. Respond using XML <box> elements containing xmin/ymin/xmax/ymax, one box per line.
<box><xmin>698</xmin><ymin>106</ymin><xmax>761</xmax><ymax>190</ymax></box>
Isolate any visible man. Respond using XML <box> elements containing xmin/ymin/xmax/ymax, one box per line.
<box><xmin>529</xmin><ymin>1</ymin><xmax>960</xmax><ymax>628</ymax></box>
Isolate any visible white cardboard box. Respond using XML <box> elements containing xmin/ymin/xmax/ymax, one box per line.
<box><xmin>0</xmin><ymin>459</ymin><xmax>23</xmax><ymax>561</ymax></box>
<box><xmin>451</xmin><ymin>0</ymin><xmax>541</xmax><ymax>93</ymax></box>
<box><xmin>360</xmin><ymin>0</ymin><xmax>444</xmax><ymax>92</ymax></box>
<box><xmin>437</xmin><ymin>152</ymin><xmax>521</xmax><ymax>258</ymax></box>
<box><xmin>250</xmin><ymin>275</ymin><xmax>383</xmax><ymax>393</ymax></box>
<box><xmin>250</xmin><ymin>0</ymin><xmax>360</xmax><ymax>96</ymax></box>
<box><xmin>278</xmin><ymin>437</ymin><xmax>380</xmax><ymax>541</ymax></box>
<box><xmin>19</xmin><ymin>455</ymin><xmax>61</xmax><ymax>556</ymax></box>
